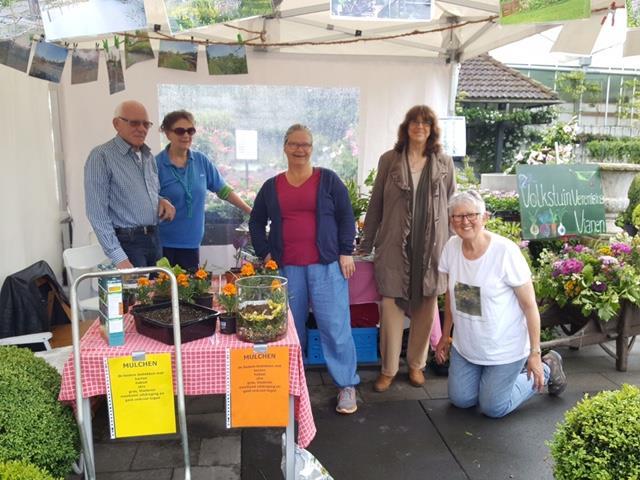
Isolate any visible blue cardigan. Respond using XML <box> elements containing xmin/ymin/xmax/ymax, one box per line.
<box><xmin>249</xmin><ymin>168</ymin><xmax>356</xmax><ymax>266</ymax></box>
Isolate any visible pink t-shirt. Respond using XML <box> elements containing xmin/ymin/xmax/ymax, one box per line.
<box><xmin>276</xmin><ymin>169</ymin><xmax>321</xmax><ymax>266</ymax></box>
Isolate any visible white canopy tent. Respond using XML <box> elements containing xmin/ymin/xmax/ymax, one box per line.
<box><xmin>0</xmin><ymin>0</ymin><xmax>621</xmax><ymax>284</ymax></box>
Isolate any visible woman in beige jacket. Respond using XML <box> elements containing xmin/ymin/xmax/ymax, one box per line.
<box><xmin>359</xmin><ymin>105</ymin><xmax>456</xmax><ymax>392</ymax></box>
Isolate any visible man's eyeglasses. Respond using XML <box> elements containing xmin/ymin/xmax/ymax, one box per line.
<box><xmin>119</xmin><ymin>117</ymin><xmax>153</xmax><ymax>129</ymax></box>
<box><xmin>451</xmin><ymin>212</ymin><xmax>481</xmax><ymax>223</ymax></box>
<box><xmin>409</xmin><ymin>120</ymin><xmax>432</xmax><ymax>128</ymax></box>
<box><xmin>169</xmin><ymin>127</ymin><xmax>197</xmax><ymax>136</ymax></box>
<box><xmin>286</xmin><ymin>142</ymin><xmax>313</xmax><ymax>150</ymax></box>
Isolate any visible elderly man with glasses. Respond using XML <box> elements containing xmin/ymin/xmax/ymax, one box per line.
<box><xmin>84</xmin><ymin>100</ymin><xmax>175</xmax><ymax>268</ymax></box>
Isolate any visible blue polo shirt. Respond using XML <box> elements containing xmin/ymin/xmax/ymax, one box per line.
<box><xmin>156</xmin><ymin>147</ymin><xmax>231</xmax><ymax>249</ymax></box>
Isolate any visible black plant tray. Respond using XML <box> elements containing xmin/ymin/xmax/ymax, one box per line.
<box><xmin>132</xmin><ymin>301</ymin><xmax>219</xmax><ymax>345</ymax></box>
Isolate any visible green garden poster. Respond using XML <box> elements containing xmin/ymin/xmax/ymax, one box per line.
<box><xmin>516</xmin><ymin>164</ymin><xmax>606</xmax><ymax>240</ymax></box>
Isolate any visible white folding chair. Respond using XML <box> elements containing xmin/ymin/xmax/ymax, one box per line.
<box><xmin>63</xmin><ymin>244</ymin><xmax>108</xmax><ymax>320</ymax></box>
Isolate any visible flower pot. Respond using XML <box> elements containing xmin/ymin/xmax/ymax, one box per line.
<box><xmin>152</xmin><ymin>294</ymin><xmax>171</xmax><ymax>304</ymax></box>
<box><xmin>194</xmin><ymin>293</ymin><xmax>214</xmax><ymax>309</ymax></box>
<box><xmin>596</xmin><ymin>162</ymin><xmax>640</xmax><ymax>235</ymax></box>
<box><xmin>131</xmin><ymin>301</ymin><xmax>219</xmax><ymax>345</ymax></box>
<box><xmin>219</xmin><ymin>313</ymin><xmax>237</xmax><ymax>334</ymax></box>
<box><xmin>235</xmin><ymin>275</ymin><xmax>288</xmax><ymax>343</ymax></box>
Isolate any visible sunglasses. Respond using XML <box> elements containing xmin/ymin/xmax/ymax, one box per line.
<box><xmin>169</xmin><ymin>127</ymin><xmax>197</xmax><ymax>136</ymax></box>
<box><xmin>119</xmin><ymin>117</ymin><xmax>153</xmax><ymax>129</ymax></box>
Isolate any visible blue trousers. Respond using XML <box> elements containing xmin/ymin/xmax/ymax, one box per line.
<box><xmin>448</xmin><ymin>346</ymin><xmax>550</xmax><ymax>418</ymax></box>
<box><xmin>116</xmin><ymin>231</ymin><xmax>162</xmax><ymax>267</ymax></box>
<box><xmin>282</xmin><ymin>262</ymin><xmax>360</xmax><ymax>388</ymax></box>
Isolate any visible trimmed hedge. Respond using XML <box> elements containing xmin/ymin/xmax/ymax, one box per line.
<box><xmin>0</xmin><ymin>346</ymin><xmax>79</xmax><ymax>478</ymax></box>
<box><xmin>549</xmin><ymin>384</ymin><xmax>640</xmax><ymax>479</ymax></box>
<box><xmin>0</xmin><ymin>460</ymin><xmax>58</xmax><ymax>480</ymax></box>
<box><xmin>585</xmin><ymin>139</ymin><xmax>640</xmax><ymax>163</ymax></box>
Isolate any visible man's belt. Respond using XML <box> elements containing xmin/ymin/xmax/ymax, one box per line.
<box><xmin>114</xmin><ymin>225</ymin><xmax>156</xmax><ymax>235</ymax></box>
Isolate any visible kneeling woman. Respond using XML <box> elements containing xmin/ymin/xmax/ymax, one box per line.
<box><xmin>435</xmin><ymin>190</ymin><xmax>566</xmax><ymax>418</ymax></box>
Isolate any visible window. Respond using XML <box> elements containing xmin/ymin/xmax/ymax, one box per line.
<box><xmin>158</xmin><ymin>84</ymin><xmax>360</xmax><ymax>244</ymax></box>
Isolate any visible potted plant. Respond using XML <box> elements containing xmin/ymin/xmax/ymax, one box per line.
<box><xmin>192</xmin><ymin>267</ymin><xmax>213</xmax><ymax>308</ymax></box>
<box><xmin>217</xmin><ymin>282</ymin><xmax>238</xmax><ymax>334</ymax></box>
<box><xmin>235</xmin><ymin>274</ymin><xmax>288</xmax><ymax>343</ymax></box>
<box><xmin>549</xmin><ymin>384</ymin><xmax>640</xmax><ymax>479</ymax></box>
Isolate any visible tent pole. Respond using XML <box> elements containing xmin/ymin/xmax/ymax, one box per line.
<box><xmin>448</xmin><ymin>60</ymin><xmax>460</xmax><ymax>116</ymax></box>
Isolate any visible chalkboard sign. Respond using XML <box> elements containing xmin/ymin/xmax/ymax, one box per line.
<box><xmin>516</xmin><ymin>164</ymin><xmax>606</xmax><ymax>240</ymax></box>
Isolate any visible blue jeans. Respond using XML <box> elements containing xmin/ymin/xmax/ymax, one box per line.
<box><xmin>116</xmin><ymin>231</ymin><xmax>162</xmax><ymax>267</ymax></box>
<box><xmin>162</xmin><ymin>247</ymin><xmax>200</xmax><ymax>271</ymax></box>
<box><xmin>282</xmin><ymin>262</ymin><xmax>360</xmax><ymax>388</ymax></box>
<box><xmin>448</xmin><ymin>346</ymin><xmax>550</xmax><ymax>418</ymax></box>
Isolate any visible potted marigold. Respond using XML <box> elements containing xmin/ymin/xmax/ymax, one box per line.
<box><xmin>217</xmin><ymin>283</ymin><xmax>238</xmax><ymax>334</ymax></box>
<box><xmin>192</xmin><ymin>267</ymin><xmax>213</xmax><ymax>308</ymax></box>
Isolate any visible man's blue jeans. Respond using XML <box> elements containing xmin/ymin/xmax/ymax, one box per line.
<box><xmin>282</xmin><ymin>262</ymin><xmax>360</xmax><ymax>388</ymax></box>
<box><xmin>448</xmin><ymin>346</ymin><xmax>550</xmax><ymax>418</ymax></box>
<box><xmin>116</xmin><ymin>231</ymin><xmax>162</xmax><ymax>267</ymax></box>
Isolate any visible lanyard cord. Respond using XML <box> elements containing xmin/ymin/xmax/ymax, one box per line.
<box><xmin>170</xmin><ymin>160</ymin><xmax>194</xmax><ymax>218</ymax></box>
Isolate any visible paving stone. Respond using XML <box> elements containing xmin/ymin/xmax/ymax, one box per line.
<box><xmin>307</xmin><ymin>384</ymin><xmax>341</xmax><ymax>411</ymax></box>
<box><xmin>186</xmin><ymin>412</ymin><xmax>237</xmax><ymax>438</ymax></box>
<box><xmin>359</xmin><ymin>378</ymin><xmax>428</xmax><ymax>403</ymax></box>
<box><xmin>241</xmin><ymin>427</ymin><xmax>285</xmax><ymax>480</ymax></box>
<box><xmin>304</xmin><ymin>370</ymin><xmax>324</xmax><ymax>386</ymax></box>
<box><xmin>89</xmin><ymin>469</ymin><xmax>173</xmax><ymax>480</ymax></box>
<box><xmin>172</xmin><ymin>465</ymin><xmax>240</xmax><ymax>480</ymax></box>
<box><xmin>94</xmin><ymin>442</ymin><xmax>137</xmax><ymax>472</ymax></box>
<box><xmin>185</xmin><ymin>394</ymin><xmax>225</xmax><ymax>414</ymax></box>
<box><xmin>198</xmin><ymin>436</ymin><xmax>241</xmax><ymax>466</ymax></box>
<box><xmin>423</xmin><ymin>375</ymin><xmax>449</xmax><ymax>399</ymax></box>
<box><xmin>131</xmin><ymin>440</ymin><xmax>200</xmax><ymax>470</ymax></box>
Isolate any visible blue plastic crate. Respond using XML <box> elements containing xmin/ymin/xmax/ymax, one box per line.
<box><xmin>306</xmin><ymin>327</ymin><xmax>379</xmax><ymax>365</ymax></box>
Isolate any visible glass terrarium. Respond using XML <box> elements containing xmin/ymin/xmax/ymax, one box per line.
<box><xmin>235</xmin><ymin>275</ymin><xmax>288</xmax><ymax>343</ymax></box>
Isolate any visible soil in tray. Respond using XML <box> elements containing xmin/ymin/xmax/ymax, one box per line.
<box><xmin>141</xmin><ymin>304</ymin><xmax>211</xmax><ymax>325</ymax></box>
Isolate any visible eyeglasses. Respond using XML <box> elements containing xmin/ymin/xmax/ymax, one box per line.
<box><xmin>169</xmin><ymin>127</ymin><xmax>196</xmax><ymax>136</ymax></box>
<box><xmin>119</xmin><ymin>117</ymin><xmax>153</xmax><ymax>129</ymax></box>
<box><xmin>451</xmin><ymin>212</ymin><xmax>481</xmax><ymax>223</ymax></box>
<box><xmin>409</xmin><ymin>120</ymin><xmax>432</xmax><ymax>128</ymax></box>
<box><xmin>286</xmin><ymin>142</ymin><xmax>313</xmax><ymax>150</ymax></box>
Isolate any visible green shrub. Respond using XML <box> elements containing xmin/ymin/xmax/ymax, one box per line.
<box><xmin>0</xmin><ymin>460</ymin><xmax>59</xmax><ymax>480</ymax></box>
<box><xmin>625</xmin><ymin>173</ymin><xmax>640</xmax><ymax>225</ymax></box>
<box><xmin>0</xmin><ymin>346</ymin><xmax>79</xmax><ymax>478</ymax></box>
<box><xmin>549</xmin><ymin>384</ymin><xmax>640</xmax><ymax>480</ymax></box>
<box><xmin>633</xmin><ymin>203</ymin><xmax>640</xmax><ymax>228</ymax></box>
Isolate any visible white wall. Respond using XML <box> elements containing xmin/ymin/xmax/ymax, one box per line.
<box><xmin>0</xmin><ymin>66</ymin><xmax>62</xmax><ymax>287</ymax></box>
<box><xmin>57</xmin><ymin>49</ymin><xmax>452</xmax><ymax>247</ymax></box>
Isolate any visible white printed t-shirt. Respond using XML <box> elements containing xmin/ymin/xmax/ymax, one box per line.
<box><xmin>439</xmin><ymin>232</ymin><xmax>532</xmax><ymax>365</ymax></box>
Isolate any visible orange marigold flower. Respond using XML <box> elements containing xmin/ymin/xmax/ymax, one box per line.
<box><xmin>271</xmin><ymin>279</ymin><xmax>282</xmax><ymax>291</ymax></box>
<box><xmin>240</xmin><ymin>262</ymin><xmax>255</xmax><ymax>277</ymax></box>
<box><xmin>265</xmin><ymin>259</ymin><xmax>278</xmax><ymax>270</ymax></box>
<box><xmin>194</xmin><ymin>269</ymin><xmax>208</xmax><ymax>280</ymax></box>
<box><xmin>156</xmin><ymin>272</ymin><xmax>168</xmax><ymax>283</ymax></box>
<box><xmin>222</xmin><ymin>283</ymin><xmax>237</xmax><ymax>296</ymax></box>
<box><xmin>137</xmin><ymin>277</ymin><xmax>150</xmax><ymax>287</ymax></box>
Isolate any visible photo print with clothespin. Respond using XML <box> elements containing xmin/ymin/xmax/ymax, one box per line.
<box><xmin>331</xmin><ymin>0</ymin><xmax>432</xmax><ymax>21</ymax></box>
<box><xmin>104</xmin><ymin>39</ymin><xmax>125</xmax><ymax>95</ymax></box>
<box><xmin>71</xmin><ymin>46</ymin><xmax>99</xmax><ymax>84</ymax></box>
<box><xmin>206</xmin><ymin>44</ymin><xmax>247</xmax><ymax>75</ymax></box>
<box><xmin>2</xmin><ymin>34</ymin><xmax>31</xmax><ymax>72</ymax></box>
<box><xmin>124</xmin><ymin>31</ymin><xmax>154</xmax><ymax>69</ymax></box>
<box><xmin>158</xmin><ymin>39</ymin><xmax>197</xmax><ymax>72</ymax></box>
<box><xmin>37</xmin><ymin>0</ymin><xmax>148</xmax><ymax>41</ymax></box>
<box><xmin>499</xmin><ymin>0</ymin><xmax>591</xmax><ymax>25</ymax></box>
<box><xmin>161</xmin><ymin>0</ymin><xmax>274</xmax><ymax>35</ymax></box>
<box><xmin>28</xmin><ymin>40</ymin><xmax>67</xmax><ymax>83</ymax></box>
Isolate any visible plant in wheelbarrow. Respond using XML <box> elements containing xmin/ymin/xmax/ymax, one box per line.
<box><xmin>0</xmin><ymin>346</ymin><xmax>79</xmax><ymax>478</ymax></box>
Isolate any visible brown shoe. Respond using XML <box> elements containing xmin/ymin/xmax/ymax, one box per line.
<box><xmin>373</xmin><ymin>373</ymin><xmax>395</xmax><ymax>392</ymax></box>
<box><xmin>408</xmin><ymin>368</ymin><xmax>425</xmax><ymax>387</ymax></box>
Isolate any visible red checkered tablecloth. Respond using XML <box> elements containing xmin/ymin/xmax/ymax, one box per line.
<box><xmin>58</xmin><ymin>313</ymin><xmax>316</xmax><ymax>447</ymax></box>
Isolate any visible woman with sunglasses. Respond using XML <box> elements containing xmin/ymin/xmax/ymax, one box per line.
<box><xmin>434</xmin><ymin>190</ymin><xmax>567</xmax><ymax>417</ymax></box>
<box><xmin>156</xmin><ymin>110</ymin><xmax>251</xmax><ymax>270</ymax></box>
<box><xmin>359</xmin><ymin>105</ymin><xmax>455</xmax><ymax>392</ymax></box>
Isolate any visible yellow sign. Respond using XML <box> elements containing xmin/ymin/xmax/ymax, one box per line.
<box><xmin>227</xmin><ymin>346</ymin><xmax>289</xmax><ymax>427</ymax></box>
<box><xmin>105</xmin><ymin>353</ymin><xmax>176</xmax><ymax>438</ymax></box>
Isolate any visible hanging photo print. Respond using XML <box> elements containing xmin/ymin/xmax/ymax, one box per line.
<box><xmin>4</xmin><ymin>35</ymin><xmax>31</xmax><ymax>72</ymax></box>
<box><xmin>331</xmin><ymin>0</ymin><xmax>431</xmax><ymax>21</ymax></box>
<box><xmin>158</xmin><ymin>39</ymin><xmax>197</xmax><ymax>72</ymax></box>
<box><xmin>162</xmin><ymin>0</ymin><xmax>273</xmax><ymax>34</ymax></box>
<box><xmin>71</xmin><ymin>48</ymin><xmax>99</xmax><ymax>84</ymax></box>
<box><xmin>125</xmin><ymin>31</ymin><xmax>154</xmax><ymax>69</ymax></box>
<box><xmin>106</xmin><ymin>48</ymin><xmax>125</xmax><ymax>94</ymax></box>
<box><xmin>38</xmin><ymin>0</ymin><xmax>148</xmax><ymax>41</ymax></box>
<box><xmin>0</xmin><ymin>40</ymin><xmax>10</xmax><ymax>65</ymax></box>
<box><xmin>206</xmin><ymin>44</ymin><xmax>247</xmax><ymax>75</ymax></box>
<box><xmin>28</xmin><ymin>40</ymin><xmax>67</xmax><ymax>82</ymax></box>
<box><xmin>499</xmin><ymin>0</ymin><xmax>590</xmax><ymax>25</ymax></box>
<box><xmin>628</xmin><ymin>0</ymin><xmax>640</xmax><ymax>28</ymax></box>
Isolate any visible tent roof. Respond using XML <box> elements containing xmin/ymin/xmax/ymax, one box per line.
<box><xmin>458</xmin><ymin>54</ymin><xmax>561</xmax><ymax>105</ymax></box>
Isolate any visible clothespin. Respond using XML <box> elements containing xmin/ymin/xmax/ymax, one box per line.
<box><xmin>355</xmin><ymin>29</ymin><xmax>362</xmax><ymax>37</ymax></box>
<box><xmin>132</xmin><ymin>351</ymin><xmax>146</xmax><ymax>361</ymax></box>
<box><xmin>237</xmin><ymin>33</ymin><xmax>244</xmax><ymax>44</ymax></box>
